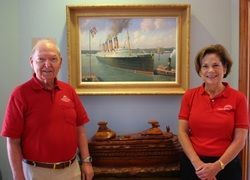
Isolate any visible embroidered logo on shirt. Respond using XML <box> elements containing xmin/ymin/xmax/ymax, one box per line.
<box><xmin>61</xmin><ymin>95</ymin><xmax>71</xmax><ymax>102</ymax></box>
<box><xmin>217</xmin><ymin>104</ymin><xmax>233</xmax><ymax>111</ymax></box>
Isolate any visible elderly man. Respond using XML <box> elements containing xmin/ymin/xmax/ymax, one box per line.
<box><xmin>1</xmin><ymin>40</ymin><xmax>94</xmax><ymax>180</ymax></box>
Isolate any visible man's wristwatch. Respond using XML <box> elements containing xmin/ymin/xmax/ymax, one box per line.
<box><xmin>82</xmin><ymin>156</ymin><xmax>92</xmax><ymax>163</ymax></box>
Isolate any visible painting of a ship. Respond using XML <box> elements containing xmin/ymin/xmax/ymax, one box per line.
<box><xmin>96</xmin><ymin>30</ymin><xmax>154</xmax><ymax>72</ymax></box>
<box><xmin>79</xmin><ymin>17</ymin><xmax>182</xmax><ymax>84</ymax></box>
<box><xmin>89</xmin><ymin>120</ymin><xmax>182</xmax><ymax>167</ymax></box>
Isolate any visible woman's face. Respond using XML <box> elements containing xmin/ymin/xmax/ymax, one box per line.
<box><xmin>199</xmin><ymin>53</ymin><xmax>226</xmax><ymax>86</ymax></box>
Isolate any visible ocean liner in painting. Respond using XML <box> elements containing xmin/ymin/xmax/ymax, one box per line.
<box><xmin>88</xmin><ymin>120</ymin><xmax>182</xmax><ymax>167</ymax></box>
<box><xmin>95</xmin><ymin>31</ymin><xmax>154</xmax><ymax>72</ymax></box>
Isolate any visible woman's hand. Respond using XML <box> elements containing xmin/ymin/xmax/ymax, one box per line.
<box><xmin>195</xmin><ymin>161</ymin><xmax>221</xmax><ymax>180</ymax></box>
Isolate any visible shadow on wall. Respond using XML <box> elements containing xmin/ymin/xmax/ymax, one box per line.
<box><xmin>0</xmin><ymin>169</ymin><xmax>2</xmax><ymax>180</ymax></box>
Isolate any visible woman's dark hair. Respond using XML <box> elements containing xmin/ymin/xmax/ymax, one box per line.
<box><xmin>194</xmin><ymin>44</ymin><xmax>232</xmax><ymax>78</ymax></box>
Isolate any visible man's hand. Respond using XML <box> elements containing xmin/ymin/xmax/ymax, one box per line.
<box><xmin>81</xmin><ymin>163</ymin><xmax>94</xmax><ymax>180</ymax></box>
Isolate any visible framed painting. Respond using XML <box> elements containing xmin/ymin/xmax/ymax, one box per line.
<box><xmin>66</xmin><ymin>4</ymin><xmax>190</xmax><ymax>95</ymax></box>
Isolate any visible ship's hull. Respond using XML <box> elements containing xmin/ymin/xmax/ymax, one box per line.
<box><xmin>89</xmin><ymin>121</ymin><xmax>182</xmax><ymax>167</ymax></box>
<box><xmin>89</xmin><ymin>135</ymin><xmax>182</xmax><ymax>167</ymax></box>
<box><xmin>96</xmin><ymin>53</ymin><xmax>154</xmax><ymax>72</ymax></box>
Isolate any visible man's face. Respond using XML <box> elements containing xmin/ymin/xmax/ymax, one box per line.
<box><xmin>30</xmin><ymin>42</ymin><xmax>62</xmax><ymax>84</ymax></box>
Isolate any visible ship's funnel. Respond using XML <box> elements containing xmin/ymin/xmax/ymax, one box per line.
<box><xmin>108</xmin><ymin>39</ymin><xmax>113</xmax><ymax>52</ymax></box>
<box><xmin>104</xmin><ymin>41</ymin><xmax>108</xmax><ymax>52</ymax></box>
<box><xmin>113</xmin><ymin>36</ymin><xmax>119</xmax><ymax>49</ymax></box>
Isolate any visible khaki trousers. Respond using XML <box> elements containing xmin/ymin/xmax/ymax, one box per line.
<box><xmin>22</xmin><ymin>159</ymin><xmax>82</xmax><ymax>180</ymax></box>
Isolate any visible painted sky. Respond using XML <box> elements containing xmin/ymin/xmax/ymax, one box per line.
<box><xmin>79</xmin><ymin>17</ymin><xmax>177</xmax><ymax>50</ymax></box>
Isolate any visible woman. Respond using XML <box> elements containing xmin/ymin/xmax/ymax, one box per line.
<box><xmin>178</xmin><ymin>44</ymin><xmax>249</xmax><ymax>180</ymax></box>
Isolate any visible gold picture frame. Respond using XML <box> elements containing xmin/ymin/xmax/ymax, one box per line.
<box><xmin>66</xmin><ymin>4</ymin><xmax>190</xmax><ymax>95</ymax></box>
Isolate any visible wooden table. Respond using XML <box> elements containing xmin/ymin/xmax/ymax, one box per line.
<box><xmin>94</xmin><ymin>178</ymin><xmax>180</xmax><ymax>180</ymax></box>
<box><xmin>93</xmin><ymin>163</ymin><xmax>180</xmax><ymax>180</ymax></box>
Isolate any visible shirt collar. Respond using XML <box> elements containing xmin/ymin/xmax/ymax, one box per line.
<box><xmin>31</xmin><ymin>73</ymin><xmax>61</xmax><ymax>90</ymax></box>
<box><xmin>199</xmin><ymin>82</ymin><xmax>230</xmax><ymax>98</ymax></box>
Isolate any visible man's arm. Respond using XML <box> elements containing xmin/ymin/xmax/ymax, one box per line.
<box><xmin>77</xmin><ymin>125</ymin><xmax>94</xmax><ymax>180</ymax></box>
<box><xmin>7</xmin><ymin>138</ymin><xmax>25</xmax><ymax>180</ymax></box>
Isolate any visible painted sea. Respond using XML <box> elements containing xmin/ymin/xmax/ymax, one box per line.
<box><xmin>81</xmin><ymin>51</ymin><xmax>176</xmax><ymax>82</ymax></box>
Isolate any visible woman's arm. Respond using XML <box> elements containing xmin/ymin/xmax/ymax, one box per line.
<box><xmin>217</xmin><ymin>128</ymin><xmax>248</xmax><ymax>167</ymax></box>
<box><xmin>195</xmin><ymin>128</ymin><xmax>248</xmax><ymax>180</ymax></box>
<box><xmin>178</xmin><ymin>119</ymin><xmax>204</xmax><ymax>169</ymax></box>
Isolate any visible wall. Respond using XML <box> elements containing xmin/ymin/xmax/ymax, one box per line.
<box><xmin>0</xmin><ymin>1</ymin><xmax>20</xmax><ymax>179</ymax></box>
<box><xmin>0</xmin><ymin>0</ymin><xmax>239</xmax><ymax>179</ymax></box>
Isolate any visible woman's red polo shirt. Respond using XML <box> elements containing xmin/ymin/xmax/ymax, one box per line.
<box><xmin>179</xmin><ymin>83</ymin><xmax>249</xmax><ymax>156</ymax></box>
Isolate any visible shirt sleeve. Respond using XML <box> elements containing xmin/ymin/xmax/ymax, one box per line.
<box><xmin>178</xmin><ymin>90</ymin><xmax>192</xmax><ymax>121</ymax></box>
<box><xmin>72</xmin><ymin>91</ymin><xmax>89</xmax><ymax>126</ymax></box>
<box><xmin>1</xmin><ymin>89</ymin><xmax>25</xmax><ymax>138</ymax></box>
<box><xmin>234</xmin><ymin>92</ymin><xmax>249</xmax><ymax>129</ymax></box>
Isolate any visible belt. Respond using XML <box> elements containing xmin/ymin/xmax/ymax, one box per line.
<box><xmin>23</xmin><ymin>156</ymin><xmax>76</xmax><ymax>169</ymax></box>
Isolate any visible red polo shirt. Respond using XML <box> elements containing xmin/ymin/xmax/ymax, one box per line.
<box><xmin>1</xmin><ymin>75</ymin><xmax>89</xmax><ymax>162</ymax></box>
<box><xmin>178</xmin><ymin>83</ymin><xmax>249</xmax><ymax>156</ymax></box>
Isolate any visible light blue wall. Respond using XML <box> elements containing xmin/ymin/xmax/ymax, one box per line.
<box><xmin>0</xmin><ymin>0</ymin><xmax>239</xmax><ymax>179</ymax></box>
<box><xmin>0</xmin><ymin>1</ymin><xmax>19</xmax><ymax>179</ymax></box>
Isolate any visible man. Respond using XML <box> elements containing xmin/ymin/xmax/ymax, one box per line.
<box><xmin>1</xmin><ymin>40</ymin><xmax>94</xmax><ymax>180</ymax></box>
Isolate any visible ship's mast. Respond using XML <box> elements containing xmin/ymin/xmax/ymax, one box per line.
<box><xmin>88</xmin><ymin>30</ymin><xmax>92</xmax><ymax>79</ymax></box>
<box><xmin>126</xmin><ymin>29</ymin><xmax>132</xmax><ymax>55</ymax></box>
